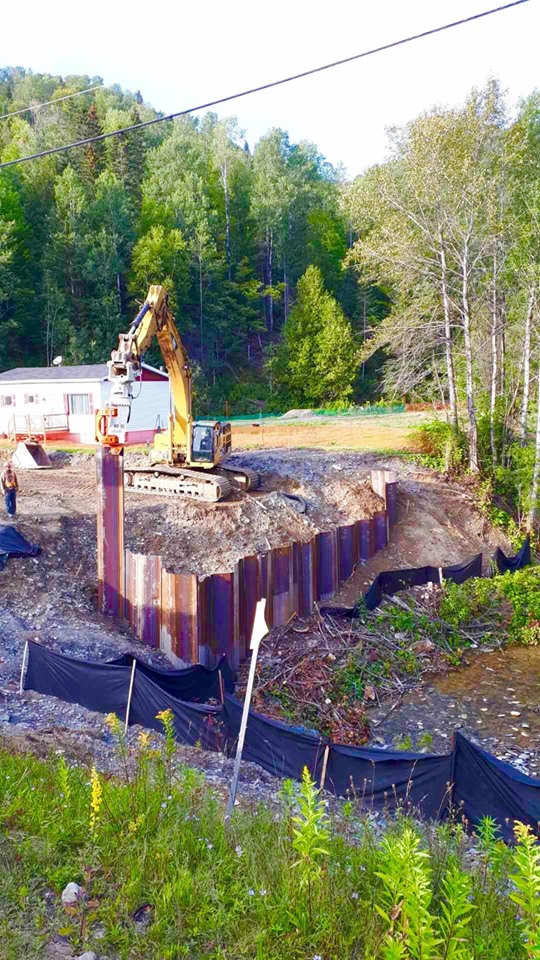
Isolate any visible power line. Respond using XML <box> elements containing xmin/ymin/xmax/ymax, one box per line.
<box><xmin>0</xmin><ymin>1</ymin><xmax>528</xmax><ymax>171</ymax></box>
<box><xmin>0</xmin><ymin>83</ymin><xmax>104</xmax><ymax>122</ymax></box>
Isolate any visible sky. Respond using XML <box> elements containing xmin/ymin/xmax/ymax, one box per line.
<box><xmin>1</xmin><ymin>0</ymin><xmax>538</xmax><ymax>177</ymax></box>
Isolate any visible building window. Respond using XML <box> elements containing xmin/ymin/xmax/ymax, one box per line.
<box><xmin>0</xmin><ymin>395</ymin><xmax>13</xmax><ymax>407</ymax></box>
<box><xmin>68</xmin><ymin>394</ymin><xmax>90</xmax><ymax>415</ymax></box>
<box><xmin>25</xmin><ymin>394</ymin><xmax>39</xmax><ymax>404</ymax></box>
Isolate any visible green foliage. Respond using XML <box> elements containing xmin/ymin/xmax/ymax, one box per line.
<box><xmin>290</xmin><ymin>766</ymin><xmax>330</xmax><ymax>926</ymax></box>
<box><xmin>510</xmin><ymin>822</ymin><xmax>540</xmax><ymax>957</ymax></box>
<box><xmin>1</xmin><ymin>68</ymin><xmax>389</xmax><ymax>411</ymax></box>
<box><xmin>409</xmin><ymin>419</ymin><xmax>467</xmax><ymax>472</ymax></box>
<box><xmin>271</xmin><ymin>265</ymin><xmax>359</xmax><ymax>407</ymax></box>
<box><xmin>0</xmin><ymin>743</ymin><xmax>534</xmax><ymax>959</ymax></box>
<box><xmin>440</xmin><ymin>566</ymin><xmax>540</xmax><ymax>645</ymax></box>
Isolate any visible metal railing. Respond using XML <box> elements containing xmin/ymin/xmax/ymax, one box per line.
<box><xmin>7</xmin><ymin>413</ymin><xmax>69</xmax><ymax>440</ymax></box>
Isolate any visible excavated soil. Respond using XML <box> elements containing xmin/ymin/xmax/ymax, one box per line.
<box><xmin>124</xmin><ymin>450</ymin><xmax>383</xmax><ymax>574</ymax></box>
<box><xmin>1</xmin><ymin>447</ymin><xmax>535</xmax><ymax>782</ymax></box>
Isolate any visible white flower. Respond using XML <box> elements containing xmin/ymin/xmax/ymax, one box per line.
<box><xmin>313</xmin><ymin>955</ymin><xmax>323</xmax><ymax>960</ymax></box>
<box><xmin>351</xmin><ymin>892</ymin><xmax>359</xmax><ymax>900</ymax></box>
<box><xmin>248</xmin><ymin>888</ymin><xmax>255</xmax><ymax>896</ymax></box>
<box><xmin>260</xmin><ymin>888</ymin><xmax>267</xmax><ymax>896</ymax></box>
<box><xmin>161</xmin><ymin>802</ymin><xmax>167</xmax><ymax>809</ymax></box>
<box><xmin>235</xmin><ymin>845</ymin><xmax>243</xmax><ymax>857</ymax></box>
<box><xmin>207</xmin><ymin>842</ymin><xmax>213</xmax><ymax>850</ymax></box>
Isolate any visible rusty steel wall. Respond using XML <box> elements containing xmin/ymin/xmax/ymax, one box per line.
<box><xmin>117</xmin><ymin>473</ymin><xmax>398</xmax><ymax>670</ymax></box>
<box><xmin>96</xmin><ymin>447</ymin><xmax>125</xmax><ymax>618</ymax></box>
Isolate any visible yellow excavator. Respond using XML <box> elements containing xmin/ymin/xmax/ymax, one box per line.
<box><xmin>95</xmin><ymin>284</ymin><xmax>259</xmax><ymax>502</ymax></box>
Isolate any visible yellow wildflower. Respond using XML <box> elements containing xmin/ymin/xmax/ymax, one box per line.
<box><xmin>89</xmin><ymin>766</ymin><xmax>103</xmax><ymax>833</ymax></box>
<box><xmin>138</xmin><ymin>731</ymin><xmax>151</xmax><ymax>749</ymax></box>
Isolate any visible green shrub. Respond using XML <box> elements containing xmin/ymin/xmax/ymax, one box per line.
<box><xmin>0</xmin><ymin>737</ymin><xmax>534</xmax><ymax>960</ymax></box>
<box><xmin>409</xmin><ymin>420</ymin><xmax>467</xmax><ymax>471</ymax></box>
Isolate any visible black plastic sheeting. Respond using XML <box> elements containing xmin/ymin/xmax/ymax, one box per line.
<box><xmin>223</xmin><ymin>695</ymin><xmax>326</xmax><ymax>781</ymax></box>
<box><xmin>453</xmin><ymin>732</ymin><xmax>540</xmax><ymax>842</ymax></box>
<box><xmin>324</xmin><ymin>744</ymin><xmax>453</xmax><ymax>819</ymax></box>
<box><xmin>0</xmin><ymin>525</ymin><xmax>41</xmax><ymax>569</ymax></box>
<box><xmin>24</xmin><ymin>641</ymin><xmax>540</xmax><ymax>838</ymax></box>
<box><xmin>109</xmin><ymin>652</ymin><xmax>235</xmax><ymax>702</ymax></box>
<box><xmin>129</xmin><ymin>671</ymin><xmax>225</xmax><ymax>752</ymax></box>
<box><xmin>25</xmin><ymin>640</ymin><xmax>132</xmax><ymax>719</ymax></box>
<box><xmin>363</xmin><ymin>553</ymin><xmax>484</xmax><ymax>610</ymax></box>
<box><xmin>493</xmin><ymin>535</ymin><xmax>531</xmax><ymax>574</ymax></box>
<box><xmin>325</xmin><ymin>553</ymin><xmax>484</xmax><ymax>615</ymax></box>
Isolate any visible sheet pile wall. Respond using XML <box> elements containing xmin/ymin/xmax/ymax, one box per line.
<box><xmin>115</xmin><ymin>469</ymin><xmax>398</xmax><ymax>669</ymax></box>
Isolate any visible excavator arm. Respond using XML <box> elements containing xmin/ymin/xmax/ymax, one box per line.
<box><xmin>96</xmin><ymin>283</ymin><xmax>257</xmax><ymax>501</ymax></box>
<box><xmin>96</xmin><ymin>285</ymin><xmax>192</xmax><ymax>458</ymax></box>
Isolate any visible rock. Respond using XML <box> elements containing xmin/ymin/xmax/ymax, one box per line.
<box><xmin>76</xmin><ymin>953</ymin><xmax>97</xmax><ymax>960</ymax></box>
<box><xmin>61</xmin><ymin>881</ymin><xmax>82</xmax><ymax>905</ymax></box>
<box><xmin>45</xmin><ymin>938</ymin><xmax>73</xmax><ymax>958</ymax></box>
<box><xmin>411</xmin><ymin>639</ymin><xmax>436</xmax><ymax>655</ymax></box>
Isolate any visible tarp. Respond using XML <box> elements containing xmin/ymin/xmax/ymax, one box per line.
<box><xmin>0</xmin><ymin>525</ymin><xmax>41</xmax><ymax>569</ymax></box>
<box><xmin>223</xmin><ymin>695</ymin><xmax>326</xmax><ymax>782</ymax></box>
<box><xmin>325</xmin><ymin>743</ymin><xmax>453</xmax><ymax>818</ymax></box>
<box><xmin>129</xmin><ymin>671</ymin><xmax>224</xmax><ymax>752</ymax></box>
<box><xmin>23</xmin><ymin>642</ymin><xmax>540</xmax><ymax>837</ymax></box>
<box><xmin>326</xmin><ymin>553</ymin><xmax>484</xmax><ymax>615</ymax></box>
<box><xmin>453</xmin><ymin>731</ymin><xmax>540</xmax><ymax>842</ymax></box>
<box><xmin>109</xmin><ymin>652</ymin><xmax>235</xmax><ymax>701</ymax></box>
<box><xmin>493</xmin><ymin>536</ymin><xmax>531</xmax><ymax>574</ymax></box>
<box><xmin>24</xmin><ymin>640</ymin><xmax>131</xmax><ymax>718</ymax></box>
<box><xmin>436</xmin><ymin>553</ymin><xmax>483</xmax><ymax>584</ymax></box>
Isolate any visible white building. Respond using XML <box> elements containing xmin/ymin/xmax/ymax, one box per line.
<box><xmin>0</xmin><ymin>363</ymin><xmax>170</xmax><ymax>445</ymax></box>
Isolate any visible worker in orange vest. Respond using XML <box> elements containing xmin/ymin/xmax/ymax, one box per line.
<box><xmin>1</xmin><ymin>462</ymin><xmax>19</xmax><ymax>517</ymax></box>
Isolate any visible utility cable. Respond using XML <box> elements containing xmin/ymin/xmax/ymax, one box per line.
<box><xmin>0</xmin><ymin>83</ymin><xmax>104</xmax><ymax>121</ymax></box>
<box><xmin>0</xmin><ymin>1</ymin><xmax>528</xmax><ymax>170</ymax></box>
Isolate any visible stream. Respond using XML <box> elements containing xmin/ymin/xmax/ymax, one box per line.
<box><xmin>368</xmin><ymin>646</ymin><xmax>540</xmax><ymax>775</ymax></box>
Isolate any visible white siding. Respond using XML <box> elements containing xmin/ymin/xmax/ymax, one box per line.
<box><xmin>0</xmin><ymin>372</ymin><xmax>169</xmax><ymax>443</ymax></box>
<box><xmin>99</xmin><ymin>380</ymin><xmax>171</xmax><ymax>434</ymax></box>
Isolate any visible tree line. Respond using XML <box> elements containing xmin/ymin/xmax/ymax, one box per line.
<box><xmin>1</xmin><ymin>69</ymin><xmax>540</xmax><ymax>523</ymax></box>
<box><xmin>345</xmin><ymin>79</ymin><xmax>540</xmax><ymax>527</ymax></box>
<box><xmin>0</xmin><ymin>67</ymin><xmax>384</xmax><ymax>414</ymax></box>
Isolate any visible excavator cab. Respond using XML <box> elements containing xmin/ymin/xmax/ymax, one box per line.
<box><xmin>191</xmin><ymin>420</ymin><xmax>232</xmax><ymax>464</ymax></box>
<box><xmin>191</xmin><ymin>423</ymin><xmax>215</xmax><ymax>462</ymax></box>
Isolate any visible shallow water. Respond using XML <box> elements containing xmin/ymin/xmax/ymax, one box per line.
<box><xmin>369</xmin><ymin>646</ymin><xmax>540</xmax><ymax>774</ymax></box>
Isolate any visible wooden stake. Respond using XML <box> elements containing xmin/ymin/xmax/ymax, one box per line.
<box><xmin>218</xmin><ymin>669</ymin><xmax>225</xmax><ymax>705</ymax></box>
<box><xmin>19</xmin><ymin>640</ymin><xmax>29</xmax><ymax>695</ymax></box>
<box><xmin>320</xmin><ymin>744</ymin><xmax>330</xmax><ymax>791</ymax></box>
<box><xmin>438</xmin><ymin>567</ymin><xmax>444</xmax><ymax>586</ymax></box>
<box><xmin>124</xmin><ymin>659</ymin><xmax>137</xmax><ymax>734</ymax></box>
<box><xmin>225</xmin><ymin>599</ymin><xmax>268</xmax><ymax>820</ymax></box>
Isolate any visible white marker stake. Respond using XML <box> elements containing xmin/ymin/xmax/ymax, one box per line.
<box><xmin>225</xmin><ymin>598</ymin><xmax>268</xmax><ymax>820</ymax></box>
<box><xmin>19</xmin><ymin>640</ymin><xmax>29</xmax><ymax>695</ymax></box>
<box><xmin>124</xmin><ymin>659</ymin><xmax>137</xmax><ymax>734</ymax></box>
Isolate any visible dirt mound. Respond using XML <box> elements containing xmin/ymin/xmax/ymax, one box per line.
<box><xmin>280</xmin><ymin>408</ymin><xmax>315</xmax><ymax>420</ymax></box>
<box><xmin>124</xmin><ymin>450</ymin><xmax>383</xmax><ymax>574</ymax></box>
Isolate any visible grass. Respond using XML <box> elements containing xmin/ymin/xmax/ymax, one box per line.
<box><xmin>1</xmin><ymin>715</ymin><xmax>539</xmax><ymax>960</ymax></box>
<box><xmin>232</xmin><ymin>412</ymin><xmax>435</xmax><ymax>452</ymax></box>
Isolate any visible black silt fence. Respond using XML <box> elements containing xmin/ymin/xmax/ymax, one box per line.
<box><xmin>23</xmin><ymin>641</ymin><xmax>540</xmax><ymax>841</ymax></box>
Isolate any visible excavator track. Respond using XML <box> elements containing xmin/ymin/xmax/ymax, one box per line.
<box><xmin>124</xmin><ymin>466</ymin><xmax>232</xmax><ymax>502</ymax></box>
<box><xmin>218</xmin><ymin>465</ymin><xmax>261</xmax><ymax>491</ymax></box>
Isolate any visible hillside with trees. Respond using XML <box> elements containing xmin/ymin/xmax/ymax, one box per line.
<box><xmin>1</xmin><ymin>69</ymin><xmax>540</xmax><ymax>523</ymax></box>
<box><xmin>0</xmin><ymin>67</ymin><xmax>384</xmax><ymax>414</ymax></box>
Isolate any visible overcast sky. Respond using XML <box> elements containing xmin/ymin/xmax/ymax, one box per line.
<box><xmin>2</xmin><ymin>0</ymin><xmax>537</xmax><ymax>176</ymax></box>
